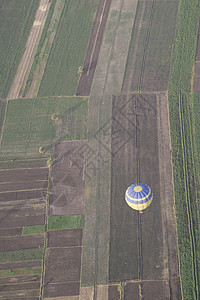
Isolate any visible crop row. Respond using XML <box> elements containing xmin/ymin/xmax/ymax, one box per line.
<box><xmin>168</xmin><ymin>0</ymin><xmax>200</xmax><ymax>298</ymax></box>
<box><xmin>0</xmin><ymin>0</ymin><xmax>38</xmax><ymax>98</ymax></box>
<box><xmin>38</xmin><ymin>0</ymin><xmax>99</xmax><ymax>97</ymax></box>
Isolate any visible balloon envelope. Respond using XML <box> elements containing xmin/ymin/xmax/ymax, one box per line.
<box><xmin>125</xmin><ymin>183</ymin><xmax>153</xmax><ymax>211</ymax></box>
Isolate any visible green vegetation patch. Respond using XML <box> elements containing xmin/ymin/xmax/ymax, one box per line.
<box><xmin>168</xmin><ymin>0</ymin><xmax>200</xmax><ymax>298</ymax></box>
<box><xmin>22</xmin><ymin>225</ymin><xmax>45</xmax><ymax>236</ymax></box>
<box><xmin>23</xmin><ymin>0</ymin><xmax>62</xmax><ymax>97</ymax></box>
<box><xmin>0</xmin><ymin>248</ymin><xmax>43</xmax><ymax>263</ymax></box>
<box><xmin>0</xmin><ymin>0</ymin><xmax>39</xmax><ymax>98</ymax></box>
<box><xmin>38</xmin><ymin>0</ymin><xmax>99</xmax><ymax>96</ymax></box>
<box><xmin>48</xmin><ymin>215</ymin><xmax>84</xmax><ymax>230</ymax></box>
<box><xmin>0</xmin><ymin>97</ymin><xmax>88</xmax><ymax>159</ymax></box>
<box><xmin>0</xmin><ymin>267</ymin><xmax>42</xmax><ymax>277</ymax></box>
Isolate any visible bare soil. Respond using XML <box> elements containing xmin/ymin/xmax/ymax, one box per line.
<box><xmin>47</xmin><ymin>229</ymin><xmax>82</xmax><ymax>248</ymax></box>
<box><xmin>193</xmin><ymin>61</ymin><xmax>200</xmax><ymax>92</ymax></box>
<box><xmin>0</xmin><ymin>180</ymin><xmax>48</xmax><ymax>193</ymax></box>
<box><xmin>0</xmin><ymin>190</ymin><xmax>45</xmax><ymax>202</ymax></box>
<box><xmin>44</xmin><ymin>247</ymin><xmax>81</xmax><ymax>284</ymax></box>
<box><xmin>0</xmin><ymin>228</ymin><xmax>22</xmax><ymax>237</ymax></box>
<box><xmin>0</xmin><ymin>167</ymin><xmax>48</xmax><ymax>182</ymax></box>
<box><xmin>43</xmin><ymin>282</ymin><xmax>80</xmax><ymax>298</ymax></box>
<box><xmin>0</xmin><ymin>235</ymin><xmax>44</xmax><ymax>251</ymax></box>
<box><xmin>142</xmin><ymin>280</ymin><xmax>168</xmax><ymax>300</ymax></box>
<box><xmin>76</xmin><ymin>0</ymin><xmax>111</xmax><ymax>96</ymax></box>
<box><xmin>108</xmin><ymin>285</ymin><xmax>120</xmax><ymax>300</ymax></box>
<box><xmin>0</xmin><ymin>281</ymin><xmax>40</xmax><ymax>292</ymax></box>
<box><xmin>0</xmin><ymin>274</ymin><xmax>41</xmax><ymax>285</ymax></box>
<box><xmin>44</xmin><ymin>246</ymin><xmax>82</xmax><ymax>297</ymax></box>
<box><xmin>124</xmin><ymin>282</ymin><xmax>140</xmax><ymax>300</ymax></box>
<box><xmin>0</xmin><ymin>260</ymin><xmax>42</xmax><ymax>270</ymax></box>
<box><xmin>0</xmin><ymin>215</ymin><xmax>45</xmax><ymax>228</ymax></box>
<box><xmin>49</xmin><ymin>141</ymin><xmax>86</xmax><ymax>216</ymax></box>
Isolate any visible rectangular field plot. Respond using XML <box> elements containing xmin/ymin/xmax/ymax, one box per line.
<box><xmin>44</xmin><ymin>247</ymin><xmax>81</xmax><ymax>298</ymax></box>
<box><xmin>47</xmin><ymin>229</ymin><xmax>82</xmax><ymax>248</ymax></box>
<box><xmin>109</xmin><ymin>94</ymin><xmax>163</xmax><ymax>282</ymax></box>
<box><xmin>49</xmin><ymin>141</ymin><xmax>86</xmax><ymax>216</ymax></box>
<box><xmin>38</xmin><ymin>0</ymin><xmax>99</xmax><ymax>97</ymax></box>
<box><xmin>0</xmin><ymin>97</ymin><xmax>88</xmax><ymax>159</ymax></box>
<box><xmin>0</xmin><ymin>0</ymin><xmax>39</xmax><ymax>98</ymax></box>
<box><xmin>123</xmin><ymin>0</ymin><xmax>179</xmax><ymax>92</ymax></box>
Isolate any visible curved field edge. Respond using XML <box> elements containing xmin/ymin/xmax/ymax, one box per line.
<box><xmin>168</xmin><ymin>0</ymin><xmax>200</xmax><ymax>299</ymax></box>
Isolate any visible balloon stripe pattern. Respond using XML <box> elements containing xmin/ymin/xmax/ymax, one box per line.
<box><xmin>125</xmin><ymin>183</ymin><xmax>153</xmax><ymax>211</ymax></box>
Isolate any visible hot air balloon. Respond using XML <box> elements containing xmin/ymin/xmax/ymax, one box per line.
<box><xmin>125</xmin><ymin>183</ymin><xmax>153</xmax><ymax>212</ymax></box>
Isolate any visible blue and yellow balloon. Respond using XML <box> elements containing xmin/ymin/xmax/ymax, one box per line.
<box><xmin>125</xmin><ymin>183</ymin><xmax>153</xmax><ymax>212</ymax></box>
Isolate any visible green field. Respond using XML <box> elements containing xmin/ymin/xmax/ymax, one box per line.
<box><xmin>123</xmin><ymin>0</ymin><xmax>179</xmax><ymax>92</ymax></box>
<box><xmin>22</xmin><ymin>225</ymin><xmax>46</xmax><ymax>236</ymax></box>
<box><xmin>38</xmin><ymin>0</ymin><xmax>99</xmax><ymax>97</ymax></box>
<box><xmin>23</xmin><ymin>0</ymin><xmax>62</xmax><ymax>98</ymax></box>
<box><xmin>48</xmin><ymin>215</ymin><xmax>84</xmax><ymax>230</ymax></box>
<box><xmin>168</xmin><ymin>0</ymin><xmax>200</xmax><ymax>298</ymax></box>
<box><xmin>0</xmin><ymin>97</ymin><xmax>88</xmax><ymax>159</ymax></box>
<box><xmin>0</xmin><ymin>248</ymin><xmax>44</xmax><ymax>263</ymax></box>
<box><xmin>0</xmin><ymin>0</ymin><xmax>39</xmax><ymax>98</ymax></box>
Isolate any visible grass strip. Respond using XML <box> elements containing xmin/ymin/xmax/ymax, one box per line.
<box><xmin>23</xmin><ymin>0</ymin><xmax>59</xmax><ymax>97</ymax></box>
<box><xmin>22</xmin><ymin>225</ymin><xmax>45</xmax><ymax>236</ymax></box>
<box><xmin>168</xmin><ymin>0</ymin><xmax>200</xmax><ymax>298</ymax></box>
<box><xmin>0</xmin><ymin>248</ymin><xmax>43</xmax><ymax>263</ymax></box>
<box><xmin>48</xmin><ymin>215</ymin><xmax>84</xmax><ymax>230</ymax></box>
<box><xmin>0</xmin><ymin>0</ymin><xmax>39</xmax><ymax>98</ymax></box>
<box><xmin>0</xmin><ymin>267</ymin><xmax>42</xmax><ymax>277</ymax></box>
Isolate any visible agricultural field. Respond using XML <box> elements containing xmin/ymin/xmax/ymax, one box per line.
<box><xmin>0</xmin><ymin>97</ymin><xmax>88</xmax><ymax>160</ymax></box>
<box><xmin>122</xmin><ymin>0</ymin><xmax>179</xmax><ymax>93</ymax></box>
<box><xmin>38</xmin><ymin>0</ymin><xmax>99</xmax><ymax>97</ymax></box>
<box><xmin>168</xmin><ymin>0</ymin><xmax>200</xmax><ymax>298</ymax></box>
<box><xmin>0</xmin><ymin>0</ymin><xmax>39</xmax><ymax>98</ymax></box>
<box><xmin>1</xmin><ymin>0</ymin><xmax>200</xmax><ymax>299</ymax></box>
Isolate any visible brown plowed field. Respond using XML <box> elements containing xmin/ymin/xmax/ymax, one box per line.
<box><xmin>0</xmin><ymin>228</ymin><xmax>22</xmax><ymax>237</ymax></box>
<box><xmin>44</xmin><ymin>244</ymin><xmax>82</xmax><ymax>298</ymax></box>
<box><xmin>0</xmin><ymin>290</ymin><xmax>39</xmax><ymax>298</ymax></box>
<box><xmin>0</xmin><ymin>215</ymin><xmax>45</xmax><ymax>228</ymax></box>
<box><xmin>0</xmin><ymin>168</ymin><xmax>48</xmax><ymax>182</ymax></box>
<box><xmin>43</xmin><ymin>282</ymin><xmax>80</xmax><ymax>298</ymax></box>
<box><xmin>49</xmin><ymin>141</ymin><xmax>85</xmax><ymax>216</ymax></box>
<box><xmin>76</xmin><ymin>0</ymin><xmax>111</xmax><ymax>96</ymax></box>
<box><xmin>44</xmin><ymin>247</ymin><xmax>81</xmax><ymax>283</ymax></box>
<box><xmin>0</xmin><ymin>235</ymin><xmax>44</xmax><ymax>251</ymax></box>
<box><xmin>0</xmin><ymin>189</ymin><xmax>45</xmax><ymax>202</ymax></box>
<box><xmin>0</xmin><ymin>260</ymin><xmax>42</xmax><ymax>270</ymax></box>
<box><xmin>0</xmin><ymin>180</ymin><xmax>48</xmax><ymax>192</ymax></box>
<box><xmin>108</xmin><ymin>285</ymin><xmax>120</xmax><ymax>300</ymax></box>
<box><xmin>124</xmin><ymin>283</ymin><xmax>140</xmax><ymax>300</ymax></box>
<box><xmin>47</xmin><ymin>229</ymin><xmax>82</xmax><ymax>248</ymax></box>
<box><xmin>0</xmin><ymin>274</ymin><xmax>41</xmax><ymax>284</ymax></box>
<box><xmin>0</xmin><ymin>206</ymin><xmax>45</xmax><ymax>218</ymax></box>
<box><xmin>0</xmin><ymin>281</ymin><xmax>40</xmax><ymax>292</ymax></box>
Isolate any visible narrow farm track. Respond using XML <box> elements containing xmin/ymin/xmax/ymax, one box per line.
<box><xmin>138</xmin><ymin>0</ymin><xmax>155</xmax><ymax>92</ymax></box>
<box><xmin>179</xmin><ymin>92</ymin><xmax>199</xmax><ymax>299</ymax></box>
<box><xmin>8</xmin><ymin>0</ymin><xmax>50</xmax><ymax>100</ymax></box>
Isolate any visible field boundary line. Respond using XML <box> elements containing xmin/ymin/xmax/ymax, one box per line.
<box><xmin>86</xmin><ymin>0</ymin><xmax>107</xmax><ymax>77</ymax></box>
<box><xmin>121</xmin><ymin>0</ymin><xmax>145</xmax><ymax>93</ymax></box>
<box><xmin>179</xmin><ymin>92</ymin><xmax>199</xmax><ymax>299</ymax></box>
<box><xmin>8</xmin><ymin>0</ymin><xmax>50</xmax><ymax>100</ymax></box>
<box><xmin>0</xmin><ymin>100</ymin><xmax>8</xmax><ymax>151</ymax></box>
<box><xmin>138</xmin><ymin>0</ymin><xmax>155</xmax><ymax>92</ymax></box>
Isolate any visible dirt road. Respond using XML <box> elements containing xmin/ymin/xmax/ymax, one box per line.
<box><xmin>8</xmin><ymin>0</ymin><xmax>50</xmax><ymax>100</ymax></box>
